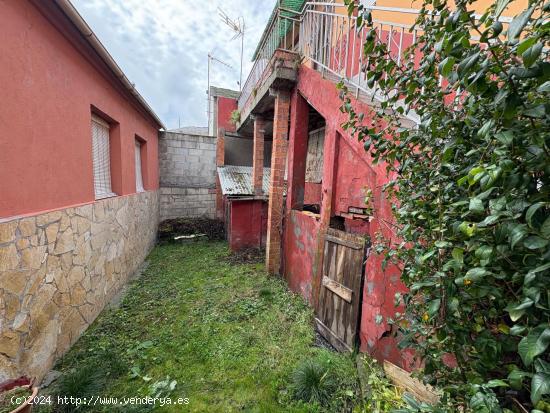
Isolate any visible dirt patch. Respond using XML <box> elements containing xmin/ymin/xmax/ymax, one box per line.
<box><xmin>159</xmin><ymin>218</ymin><xmax>225</xmax><ymax>242</ymax></box>
<box><xmin>313</xmin><ymin>331</ymin><xmax>337</xmax><ymax>351</ymax></box>
<box><xmin>225</xmin><ymin>247</ymin><xmax>265</xmax><ymax>265</ymax></box>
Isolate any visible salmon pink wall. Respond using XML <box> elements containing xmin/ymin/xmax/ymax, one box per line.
<box><xmin>0</xmin><ymin>0</ymin><xmax>160</xmax><ymax>219</ymax></box>
<box><xmin>217</xmin><ymin>96</ymin><xmax>238</xmax><ymax>134</ymax></box>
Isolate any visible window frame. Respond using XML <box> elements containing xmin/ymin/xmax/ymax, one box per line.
<box><xmin>134</xmin><ymin>138</ymin><xmax>145</xmax><ymax>193</ymax></box>
<box><xmin>91</xmin><ymin>114</ymin><xmax>117</xmax><ymax>200</ymax></box>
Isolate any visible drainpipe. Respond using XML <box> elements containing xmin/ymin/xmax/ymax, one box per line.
<box><xmin>54</xmin><ymin>0</ymin><xmax>165</xmax><ymax>130</ymax></box>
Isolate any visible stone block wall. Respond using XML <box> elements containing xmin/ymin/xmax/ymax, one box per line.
<box><xmin>159</xmin><ymin>131</ymin><xmax>216</xmax><ymax>219</ymax></box>
<box><xmin>0</xmin><ymin>190</ymin><xmax>159</xmax><ymax>382</ymax></box>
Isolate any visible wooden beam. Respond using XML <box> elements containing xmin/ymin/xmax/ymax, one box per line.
<box><xmin>314</xmin><ymin>318</ymin><xmax>351</xmax><ymax>352</ymax></box>
<box><xmin>325</xmin><ymin>235</ymin><xmax>363</xmax><ymax>250</ymax></box>
<box><xmin>383</xmin><ymin>361</ymin><xmax>440</xmax><ymax>405</ymax></box>
<box><xmin>322</xmin><ymin>276</ymin><xmax>353</xmax><ymax>303</ymax></box>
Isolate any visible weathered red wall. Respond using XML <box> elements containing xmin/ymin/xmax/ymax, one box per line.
<box><xmin>229</xmin><ymin>199</ymin><xmax>267</xmax><ymax>251</ymax></box>
<box><xmin>283</xmin><ymin>210</ymin><xmax>319</xmax><ymax>302</ymax></box>
<box><xmin>0</xmin><ymin>0</ymin><xmax>160</xmax><ymax>219</ymax></box>
<box><xmin>285</xmin><ymin>65</ymin><xmax>410</xmax><ymax>369</ymax></box>
<box><xmin>333</xmin><ymin>138</ymin><xmax>377</xmax><ymax>216</ymax></box>
<box><xmin>217</xmin><ymin>96</ymin><xmax>238</xmax><ymax>134</ymax></box>
<box><xmin>304</xmin><ymin>183</ymin><xmax>322</xmax><ymax>205</ymax></box>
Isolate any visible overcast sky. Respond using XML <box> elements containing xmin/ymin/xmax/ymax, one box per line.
<box><xmin>72</xmin><ymin>0</ymin><xmax>274</xmax><ymax>130</ymax></box>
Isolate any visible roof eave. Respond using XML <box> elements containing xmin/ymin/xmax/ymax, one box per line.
<box><xmin>54</xmin><ymin>0</ymin><xmax>165</xmax><ymax>130</ymax></box>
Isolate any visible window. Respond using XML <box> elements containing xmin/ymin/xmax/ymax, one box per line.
<box><xmin>91</xmin><ymin>114</ymin><xmax>115</xmax><ymax>199</ymax></box>
<box><xmin>305</xmin><ymin>127</ymin><xmax>325</xmax><ymax>184</ymax></box>
<box><xmin>135</xmin><ymin>140</ymin><xmax>144</xmax><ymax>192</ymax></box>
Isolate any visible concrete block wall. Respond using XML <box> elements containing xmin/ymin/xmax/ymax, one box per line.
<box><xmin>159</xmin><ymin>131</ymin><xmax>217</xmax><ymax>220</ymax></box>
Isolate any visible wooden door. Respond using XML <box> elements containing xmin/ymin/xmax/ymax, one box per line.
<box><xmin>315</xmin><ymin>228</ymin><xmax>366</xmax><ymax>351</ymax></box>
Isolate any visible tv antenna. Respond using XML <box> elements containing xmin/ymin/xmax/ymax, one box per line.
<box><xmin>218</xmin><ymin>8</ymin><xmax>245</xmax><ymax>91</ymax></box>
<box><xmin>207</xmin><ymin>52</ymin><xmax>232</xmax><ymax>132</ymax></box>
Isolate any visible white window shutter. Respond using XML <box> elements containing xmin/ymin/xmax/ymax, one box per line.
<box><xmin>91</xmin><ymin>115</ymin><xmax>115</xmax><ymax>199</ymax></box>
<box><xmin>135</xmin><ymin>141</ymin><xmax>144</xmax><ymax>192</ymax></box>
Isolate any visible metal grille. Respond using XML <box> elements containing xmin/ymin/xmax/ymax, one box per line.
<box><xmin>135</xmin><ymin>140</ymin><xmax>144</xmax><ymax>192</ymax></box>
<box><xmin>91</xmin><ymin>115</ymin><xmax>115</xmax><ymax>199</ymax></box>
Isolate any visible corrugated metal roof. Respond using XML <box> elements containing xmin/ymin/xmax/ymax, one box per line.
<box><xmin>217</xmin><ymin>165</ymin><xmax>271</xmax><ymax>196</ymax></box>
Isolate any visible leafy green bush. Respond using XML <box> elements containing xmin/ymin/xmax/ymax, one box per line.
<box><xmin>360</xmin><ymin>356</ymin><xmax>404</xmax><ymax>412</ymax></box>
<box><xmin>341</xmin><ymin>0</ymin><xmax>549</xmax><ymax>410</ymax></box>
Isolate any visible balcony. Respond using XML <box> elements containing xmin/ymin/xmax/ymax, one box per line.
<box><xmin>237</xmin><ymin>1</ymin><xmax>515</xmax><ymax>130</ymax></box>
<box><xmin>236</xmin><ymin>5</ymin><xmax>302</xmax><ymax>133</ymax></box>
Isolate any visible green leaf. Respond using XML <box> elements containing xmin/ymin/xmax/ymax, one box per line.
<box><xmin>531</xmin><ymin>372</ymin><xmax>550</xmax><ymax>405</ymax></box>
<box><xmin>527</xmin><ymin>262</ymin><xmax>550</xmax><ymax>279</ymax></box>
<box><xmin>522</xmin><ymin>42</ymin><xmax>543</xmax><ymax>67</ymax></box>
<box><xmin>517</xmin><ymin>37</ymin><xmax>537</xmax><ymax>55</ymax></box>
<box><xmin>535</xmin><ymin>359</ymin><xmax>550</xmax><ymax>374</ymax></box>
<box><xmin>486</xmin><ymin>379</ymin><xmax>508</xmax><ymax>388</ymax></box>
<box><xmin>402</xmin><ymin>393</ymin><xmax>422</xmax><ymax>409</ymax></box>
<box><xmin>452</xmin><ymin>247</ymin><xmax>464</xmax><ymax>263</ymax></box>
<box><xmin>420</xmin><ymin>249</ymin><xmax>436</xmax><ymax>263</ymax></box>
<box><xmin>541</xmin><ymin>217</ymin><xmax>550</xmax><ymax>238</ymax></box>
<box><xmin>428</xmin><ymin>299</ymin><xmax>441</xmax><ymax>316</ymax></box>
<box><xmin>469</xmin><ymin>198</ymin><xmax>485</xmax><ymax>214</ymax></box>
<box><xmin>524</xmin><ymin>236</ymin><xmax>549</xmax><ymax>250</ymax></box>
<box><xmin>505</xmin><ymin>299</ymin><xmax>534</xmax><ymax>321</ymax></box>
<box><xmin>526</xmin><ymin>202</ymin><xmax>547</xmax><ymax>228</ymax></box>
<box><xmin>511</xmin><ymin>326</ymin><xmax>527</xmax><ymax>337</ymax></box>
<box><xmin>465</xmin><ymin>267</ymin><xmax>490</xmax><ymax>281</ymax></box>
<box><xmin>537</xmin><ymin>81</ymin><xmax>550</xmax><ymax>93</ymax></box>
<box><xmin>475</xmin><ymin>245</ymin><xmax>493</xmax><ymax>260</ymax></box>
<box><xmin>439</xmin><ymin>56</ymin><xmax>455</xmax><ymax>77</ymax></box>
<box><xmin>508</xmin><ymin>369</ymin><xmax>531</xmax><ymax>390</ymax></box>
<box><xmin>509</xmin><ymin>224</ymin><xmax>528</xmax><ymax>250</ymax></box>
<box><xmin>523</xmin><ymin>105</ymin><xmax>546</xmax><ymax>118</ymax></box>
<box><xmin>477</xmin><ymin>121</ymin><xmax>493</xmax><ymax>138</ymax></box>
<box><xmin>518</xmin><ymin>327</ymin><xmax>550</xmax><ymax>367</ymax></box>
<box><xmin>507</xmin><ymin>6</ymin><xmax>535</xmax><ymax>40</ymax></box>
<box><xmin>495</xmin><ymin>131</ymin><xmax>514</xmax><ymax>146</ymax></box>
<box><xmin>478</xmin><ymin>215</ymin><xmax>500</xmax><ymax>227</ymax></box>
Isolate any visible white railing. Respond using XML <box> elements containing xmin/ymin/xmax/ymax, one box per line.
<box><xmin>300</xmin><ymin>2</ymin><xmax>420</xmax><ymax>101</ymax></box>
<box><xmin>237</xmin><ymin>1</ymin><xmax>514</xmax><ymax>120</ymax></box>
<box><xmin>238</xmin><ymin>7</ymin><xmax>302</xmax><ymax>113</ymax></box>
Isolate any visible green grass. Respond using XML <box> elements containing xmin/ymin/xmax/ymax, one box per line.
<box><xmin>39</xmin><ymin>241</ymin><xmax>363</xmax><ymax>412</ymax></box>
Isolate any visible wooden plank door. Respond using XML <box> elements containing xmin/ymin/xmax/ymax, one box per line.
<box><xmin>315</xmin><ymin>228</ymin><xmax>366</xmax><ymax>352</ymax></box>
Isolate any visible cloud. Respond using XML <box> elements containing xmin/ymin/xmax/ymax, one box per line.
<box><xmin>71</xmin><ymin>0</ymin><xmax>273</xmax><ymax>129</ymax></box>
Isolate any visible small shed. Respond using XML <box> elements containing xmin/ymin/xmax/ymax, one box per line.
<box><xmin>217</xmin><ymin>165</ymin><xmax>273</xmax><ymax>251</ymax></box>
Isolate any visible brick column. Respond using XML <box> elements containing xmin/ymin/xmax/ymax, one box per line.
<box><xmin>266</xmin><ymin>90</ymin><xmax>291</xmax><ymax>274</ymax></box>
<box><xmin>252</xmin><ymin>115</ymin><xmax>265</xmax><ymax>196</ymax></box>
<box><xmin>216</xmin><ymin>128</ymin><xmax>225</xmax><ymax>167</ymax></box>
<box><xmin>215</xmin><ymin>128</ymin><xmax>225</xmax><ymax>220</ymax></box>
<box><xmin>286</xmin><ymin>89</ymin><xmax>309</xmax><ymax>211</ymax></box>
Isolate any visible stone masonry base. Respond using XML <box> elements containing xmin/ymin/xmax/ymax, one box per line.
<box><xmin>0</xmin><ymin>191</ymin><xmax>159</xmax><ymax>382</ymax></box>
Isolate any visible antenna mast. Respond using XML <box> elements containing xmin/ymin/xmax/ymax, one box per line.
<box><xmin>218</xmin><ymin>8</ymin><xmax>245</xmax><ymax>91</ymax></box>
